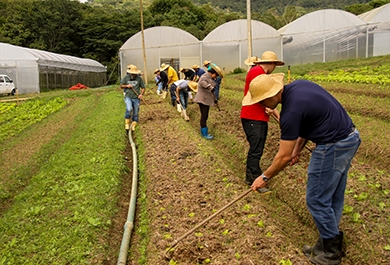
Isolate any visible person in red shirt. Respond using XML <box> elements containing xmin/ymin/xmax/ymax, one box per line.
<box><xmin>240</xmin><ymin>51</ymin><xmax>284</xmax><ymax>185</ymax></box>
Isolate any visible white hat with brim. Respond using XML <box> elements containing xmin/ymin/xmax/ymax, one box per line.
<box><xmin>154</xmin><ymin>69</ymin><xmax>160</xmax><ymax>74</ymax></box>
<box><xmin>242</xmin><ymin>73</ymin><xmax>285</xmax><ymax>106</ymax></box>
<box><xmin>254</xmin><ymin>51</ymin><xmax>285</xmax><ymax>66</ymax></box>
<box><xmin>244</xmin><ymin>56</ymin><xmax>258</xmax><ymax>66</ymax></box>
<box><xmin>127</xmin><ymin>65</ymin><xmax>141</xmax><ymax>74</ymax></box>
<box><xmin>160</xmin><ymin>63</ymin><xmax>169</xmax><ymax>71</ymax></box>
<box><xmin>210</xmin><ymin>63</ymin><xmax>224</xmax><ymax>78</ymax></box>
<box><xmin>188</xmin><ymin>81</ymin><xmax>198</xmax><ymax>92</ymax></box>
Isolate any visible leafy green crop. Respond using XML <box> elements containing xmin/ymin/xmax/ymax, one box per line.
<box><xmin>0</xmin><ymin>98</ymin><xmax>67</xmax><ymax>142</ymax></box>
<box><xmin>294</xmin><ymin>64</ymin><xmax>390</xmax><ymax>85</ymax></box>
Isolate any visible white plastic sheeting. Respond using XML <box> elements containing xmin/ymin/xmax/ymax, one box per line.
<box><xmin>0</xmin><ymin>42</ymin><xmax>106</xmax><ymax>94</ymax></box>
<box><xmin>359</xmin><ymin>3</ymin><xmax>390</xmax><ymax>56</ymax></box>
<box><xmin>279</xmin><ymin>9</ymin><xmax>368</xmax><ymax>65</ymax></box>
<box><xmin>203</xmin><ymin>19</ymin><xmax>281</xmax><ymax>71</ymax></box>
<box><xmin>120</xmin><ymin>8</ymin><xmax>390</xmax><ymax>79</ymax></box>
<box><xmin>119</xmin><ymin>26</ymin><xmax>201</xmax><ymax>79</ymax></box>
<box><xmin>119</xmin><ymin>20</ymin><xmax>281</xmax><ymax>78</ymax></box>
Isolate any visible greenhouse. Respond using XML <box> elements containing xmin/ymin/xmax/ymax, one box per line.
<box><xmin>202</xmin><ymin>19</ymin><xmax>282</xmax><ymax>71</ymax></box>
<box><xmin>358</xmin><ymin>3</ymin><xmax>390</xmax><ymax>56</ymax></box>
<box><xmin>120</xmin><ymin>7</ymin><xmax>390</xmax><ymax>79</ymax></box>
<box><xmin>118</xmin><ymin>20</ymin><xmax>281</xmax><ymax>79</ymax></box>
<box><xmin>0</xmin><ymin>42</ymin><xmax>107</xmax><ymax>94</ymax></box>
<box><xmin>279</xmin><ymin>9</ymin><xmax>368</xmax><ymax>65</ymax></box>
<box><xmin>119</xmin><ymin>26</ymin><xmax>200</xmax><ymax>82</ymax></box>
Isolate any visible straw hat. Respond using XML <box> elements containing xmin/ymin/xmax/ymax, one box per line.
<box><xmin>127</xmin><ymin>64</ymin><xmax>141</xmax><ymax>74</ymax></box>
<box><xmin>154</xmin><ymin>69</ymin><xmax>160</xmax><ymax>74</ymax></box>
<box><xmin>188</xmin><ymin>81</ymin><xmax>198</xmax><ymax>92</ymax></box>
<box><xmin>244</xmin><ymin>56</ymin><xmax>258</xmax><ymax>66</ymax></box>
<box><xmin>160</xmin><ymin>63</ymin><xmax>169</xmax><ymax>71</ymax></box>
<box><xmin>242</xmin><ymin>73</ymin><xmax>285</xmax><ymax>106</ymax></box>
<box><xmin>255</xmin><ymin>51</ymin><xmax>285</xmax><ymax>66</ymax></box>
<box><xmin>203</xmin><ymin>60</ymin><xmax>211</xmax><ymax>67</ymax></box>
<box><xmin>209</xmin><ymin>63</ymin><xmax>224</xmax><ymax>78</ymax></box>
<box><xmin>192</xmin><ymin>64</ymin><xmax>200</xmax><ymax>69</ymax></box>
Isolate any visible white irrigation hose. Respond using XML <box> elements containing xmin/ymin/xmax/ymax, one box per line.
<box><xmin>117</xmin><ymin>129</ymin><xmax>138</xmax><ymax>265</ymax></box>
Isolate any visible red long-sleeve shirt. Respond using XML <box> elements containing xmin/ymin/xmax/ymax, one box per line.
<box><xmin>240</xmin><ymin>65</ymin><xmax>269</xmax><ymax>121</ymax></box>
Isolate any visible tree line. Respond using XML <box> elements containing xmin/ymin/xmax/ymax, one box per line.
<box><xmin>0</xmin><ymin>0</ymin><xmax>388</xmax><ymax>84</ymax></box>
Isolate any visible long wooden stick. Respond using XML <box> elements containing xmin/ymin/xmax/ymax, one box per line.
<box><xmin>164</xmin><ymin>188</ymin><xmax>270</xmax><ymax>258</ymax></box>
<box><xmin>129</xmin><ymin>86</ymin><xmax>160</xmax><ymax>118</ymax></box>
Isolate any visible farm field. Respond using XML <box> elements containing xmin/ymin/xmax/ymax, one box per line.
<box><xmin>0</xmin><ymin>55</ymin><xmax>389</xmax><ymax>265</ymax></box>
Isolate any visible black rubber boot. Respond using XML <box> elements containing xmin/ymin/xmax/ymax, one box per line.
<box><xmin>310</xmin><ymin>233</ymin><xmax>343</xmax><ymax>265</ymax></box>
<box><xmin>302</xmin><ymin>237</ymin><xmax>323</xmax><ymax>258</ymax></box>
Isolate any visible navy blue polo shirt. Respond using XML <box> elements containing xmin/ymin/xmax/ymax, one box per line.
<box><xmin>280</xmin><ymin>80</ymin><xmax>354</xmax><ymax>145</ymax></box>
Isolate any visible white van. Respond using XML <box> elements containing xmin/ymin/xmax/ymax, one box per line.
<box><xmin>0</xmin><ymin>75</ymin><xmax>17</xmax><ymax>96</ymax></box>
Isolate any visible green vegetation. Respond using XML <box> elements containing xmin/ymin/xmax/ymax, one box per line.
<box><xmin>0</xmin><ymin>98</ymin><xmax>68</xmax><ymax>142</ymax></box>
<box><xmin>0</xmin><ymin>90</ymin><xmax>126</xmax><ymax>264</ymax></box>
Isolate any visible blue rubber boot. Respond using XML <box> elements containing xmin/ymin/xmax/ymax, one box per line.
<box><xmin>201</xmin><ymin>127</ymin><xmax>213</xmax><ymax>140</ymax></box>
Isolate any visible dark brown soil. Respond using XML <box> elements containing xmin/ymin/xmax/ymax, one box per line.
<box><xmin>121</xmin><ymin>88</ymin><xmax>390</xmax><ymax>265</ymax></box>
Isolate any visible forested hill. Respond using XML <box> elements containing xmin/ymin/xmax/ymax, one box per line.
<box><xmin>89</xmin><ymin>0</ymin><xmax>376</xmax><ymax>14</ymax></box>
<box><xmin>191</xmin><ymin>0</ymin><xmax>372</xmax><ymax>14</ymax></box>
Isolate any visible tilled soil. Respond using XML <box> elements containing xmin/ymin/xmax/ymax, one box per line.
<box><xmin>121</xmin><ymin>88</ymin><xmax>390</xmax><ymax>265</ymax></box>
<box><xmin>125</xmin><ymin>93</ymin><xmax>314</xmax><ymax>264</ymax></box>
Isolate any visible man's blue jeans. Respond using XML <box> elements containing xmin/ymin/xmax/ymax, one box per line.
<box><xmin>306</xmin><ymin>129</ymin><xmax>361</xmax><ymax>239</ymax></box>
<box><xmin>179</xmin><ymin>90</ymin><xmax>188</xmax><ymax>110</ymax></box>
<box><xmin>124</xmin><ymin>97</ymin><xmax>140</xmax><ymax>122</ymax></box>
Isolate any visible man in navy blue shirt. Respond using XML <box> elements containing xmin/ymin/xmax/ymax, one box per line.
<box><xmin>192</xmin><ymin>64</ymin><xmax>205</xmax><ymax>81</ymax></box>
<box><xmin>243</xmin><ymin>74</ymin><xmax>361</xmax><ymax>265</ymax></box>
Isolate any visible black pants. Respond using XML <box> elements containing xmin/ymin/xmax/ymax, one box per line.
<box><xmin>198</xmin><ymin>103</ymin><xmax>210</xmax><ymax>128</ymax></box>
<box><xmin>241</xmin><ymin>118</ymin><xmax>268</xmax><ymax>184</ymax></box>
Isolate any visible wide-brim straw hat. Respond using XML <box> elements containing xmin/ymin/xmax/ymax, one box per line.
<box><xmin>255</xmin><ymin>51</ymin><xmax>285</xmax><ymax>66</ymax></box>
<box><xmin>160</xmin><ymin>63</ymin><xmax>169</xmax><ymax>71</ymax></box>
<box><xmin>153</xmin><ymin>69</ymin><xmax>160</xmax><ymax>74</ymax></box>
<box><xmin>188</xmin><ymin>81</ymin><xmax>198</xmax><ymax>92</ymax></box>
<box><xmin>127</xmin><ymin>64</ymin><xmax>141</xmax><ymax>74</ymax></box>
<box><xmin>210</xmin><ymin>63</ymin><xmax>224</xmax><ymax>78</ymax></box>
<box><xmin>244</xmin><ymin>56</ymin><xmax>258</xmax><ymax>66</ymax></box>
<box><xmin>192</xmin><ymin>64</ymin><xmax>200</xmax><ymax>69</ymax></box>
<box><xmin>242</xmin><ymin>73</ymin><xmax>285</xmax><ymax>106</ymax></box>
<box><xmin>203</xmin><ymin>60</ymin><xmax>211</xmax><ymax>66</ymax></box>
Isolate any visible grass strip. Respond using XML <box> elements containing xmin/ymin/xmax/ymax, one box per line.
<box><xmin>0</xmin><ymin>91</ymin><xmax>125</xmax><ymax>264</ymax></box>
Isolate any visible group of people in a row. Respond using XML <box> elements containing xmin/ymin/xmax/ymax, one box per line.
<box><xmin>120</xmin><ymin>51</ymin><xmax>361</xmax><ymax>265</ymax></box>
<box><xmin>151</xmin><ymin>61</ymin><xmax>223</xmax><ymax>132</ymax></box>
